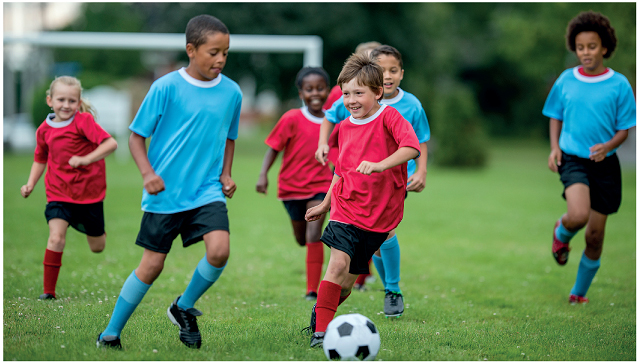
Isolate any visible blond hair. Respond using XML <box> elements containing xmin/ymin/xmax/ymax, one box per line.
<box><xmin>337</xmin><ymin>52</ymin><xmax>383</xmax><ymax>95</ymax></box>
<box><xmin>355</xmin><ymin>41</ymin><xmax>381</xmax><ymax>55</ymax></box>
<box><xmin>47</xmin><ymin>76</ymin><xmax>97</xmax><ymax>117</ymax></box>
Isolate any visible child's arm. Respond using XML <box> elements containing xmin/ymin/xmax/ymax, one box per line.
<box><xmin>129</xmin><ymin>132</ymin><xmax>165</xmax><ymax>195</ymax></box>
<box><xmin>68</xmin><ymin>137</ymin><xmax>118</xmax><ymax>168</ymax></box>
<box><xmin>306</xmin><ymin>173</ymin><xmax>340</xmax><ymax>222</ymax></box>
<box><xmin>221</xmin><ymin>139</ymin><xmax>237</xmax><ymax>198</ymax></box>
<box><xmin>407</xmin><ymin>142</ymin><xmax>428</xmax><ymax>192</ymax></box>
<box><xmin>21</xmin><ymin>162</ymin><xmax>46</xmax><ymax>198</ymax></box>
<box><xmin>315</xmin><ymin>118</ymin><xmax>335</xmax><ymax>166</ymax></box>
<box><xmin>356</xmin><ymin>146</ymin><xmax>420</xmax><ymax>175</ymax></box>
<box><xmin>589</xmin><ymin>129</ymin><xmax>631</xmax><ymax>162</ymax></box>
<box><xmin>548</xmin><ymin>118</ymin><xmax>562</xmax><ymax>172</ymax></box>
<box><xmin>256</xmin><ymin>148</ymin><xmax>279</xmax><ymax>195</ymax></box>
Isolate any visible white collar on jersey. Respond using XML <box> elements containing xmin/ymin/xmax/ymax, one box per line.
<box><xmin>349</xmin><ymin>104</ymin><xmax>387</xmax><ymax>125</ymax></box>
<box><xmin>45</xmin><ymin>112</ymin><xmax>76</xmax><ymax>128</ymax></box>
<box><xmin>380</xmin><ymin>88</ymin><xmax>404</xmax><ymax>105</ymax></box>
<box><xmin>301</xmin><ymin>106</ymin><xmax>324</xmax><ymax>124</ymax></box>
<box><xmin>573</xmin><ymin>65</ymin><xmax>615</xmax><ymax>83</ymax></box>
<box><xmin>178</xmin><ymin>67</ymin><xmax>223</xmax><ymax>88</ymax></box>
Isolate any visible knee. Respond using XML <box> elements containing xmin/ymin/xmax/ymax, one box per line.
<box><xmin>89</xmin><ymin>238</ymin><xmax>106</xmax><ymax>253</ymax></box>
<box><xmin>294</xmin><ymin>235</ymin><xmax>307</xmax><ymax>247</ymax></box>
<box><xmin>47</xmin><ymin>233</ymin><xmax>66</xmax><ymax>250</ymax></box>
<box><xmin>207</xmin><ymin>249</ymin><xmax>229</xmax><ymax>268</ymax></box>
<box><xmin>328</xmin><ymin>259</ymin><xmax>349</xmax><ymax>276</ymax></box>
<box><xmin>564</xmin><ymin>212</ymin><xmax>589</xmax><ymax>230</ymax></box>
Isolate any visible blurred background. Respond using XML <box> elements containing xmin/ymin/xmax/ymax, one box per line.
<box><xmin>3</xmin><ymin>2</ymin><xmax>636</xmax><ymax>167</ymax></box>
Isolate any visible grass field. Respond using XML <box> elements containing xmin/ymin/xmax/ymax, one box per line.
<box><xmin>3</xmin><ymin>134</ymin><xmax>635</xmax><ymax>361</ymax></box>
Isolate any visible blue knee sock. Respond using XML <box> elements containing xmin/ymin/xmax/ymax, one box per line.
<box><xmin>570</xmin><ymin>253</ymin><xmax>600</xmax><ymax>297</ymax></box>
<box><xmin>372</xmin><ymin>254</ymin><xmax>386</xmax><ymax>289</ymax></box>
<box><xmin>556</xmin><ymin>219</ymin><xmax>577</xmax><ymax>243</ymax></box>
<box><xmin>101</xmin><ymin>271</ymin><xmax>151</xmax><ymax>338</ymax></box>
<box><xmin>178</xmin><ymin>256</ymin><xmax>225</xmax><ymax>310</ymax></box>
<box><xmin>380</xmin><ymin>235</ymin><xmax>401</xmax><ymax>293</ymax></box>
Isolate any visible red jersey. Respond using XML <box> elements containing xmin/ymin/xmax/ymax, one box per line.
<box><xmin>323</xmin><ymin>85</ymin><xmax>342</xmax><ymax>111</ymax></box>
<box><xmin>331</xmin><ymin>105</ymin><xmax>420</xmax><ymax>232</ymax></box>
<box><xmin>327</xmin><ymin>122</ymin><xmax>341</xmax><ymax>167</ymax></box>
<box><xmin>34</xmin><ymin>112</ymin><xmax>112</xmax><ymax>204</ymax></box>
<box><xmin>265</xmin><ymin>107</ymin><xmax>333</xmax><ymax>200</ymax></box>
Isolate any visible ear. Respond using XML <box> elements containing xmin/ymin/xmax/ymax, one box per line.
<box><xmin>375</xmin><ymin>87</ymin><xmax>384</xmax><ymax>100</ymax></box>
<box><xmin>46</xmin><ymin>95</ymin><xmax>53</xmax><ymax>108</ymax></box>
<box><xmin>186</xmin><ymin>43</ymin><xmax>196</xmax><ymax>59</ymax></box>
<box><xmin>602</xmin><ymin>46</ymin><xmax>608</xmax><ymax>57</ymax></box>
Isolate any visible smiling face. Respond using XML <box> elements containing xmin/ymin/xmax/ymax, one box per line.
<box><xmin>376</xmin><ymin>53</ymin><xmax>404</xmax><ymax>99</ymax></box>
<box><xmin>186</xmin><ymin>31</ymin><xmax>230</xmax><ymax>81</ymax></box>
<box><xmin>299</xmin><ymin>73</ymin><xmax>329</xmax><ymax>116</ymax></box>
<box><xmin>575</xmin><ymin>31</ymin><xmax>607</xmax><ymax>75</ymax></box>
<box><xmin>46</xmin><ymin>83</ymin><xmax>81</xmax><ymax>122</ymax></box>
<box><xmin>341</xmin><ymin>78</ymin><xmax>383</xmax><ymax>120</ymax></box>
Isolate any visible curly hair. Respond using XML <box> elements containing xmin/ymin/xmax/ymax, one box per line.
<box><xmin>295</xmin><ymin>67</ymin><xmax>330</xmax><ymax>90</ymax></box>
<box><xmin>566</xmin><ymin>11</ymin><xmax>617</xmax><ymax>58</ymax></box>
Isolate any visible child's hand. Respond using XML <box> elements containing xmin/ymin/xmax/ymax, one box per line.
<box><xmin>143</xmin><ymin>173</ymin><xmax>165</xmax><ymax>195</ymax></box>
<box><xmin>69</xmin><ymin>155</ymin><xmax>90</xmax><ymax>168</ymax></box>
<box><xmin>256</xmin><ymin>175</ymin><xmax>268</xmax><ymax>195</ymax></box>
<box><xmin>305</xmin><ymin>203</ymin><xmax>328</xmax><ymax>222</ymax></box>
<box><xmin>315</xmin><ymin>144</ymin><xmax>330</xmax><ymax>166</ymax></box>
<box><xmin>589</xmin><ymin>143</ymin><xmax>610</xmax><ymax>162</ymax></box>
<box><xmin>20</xmin><ymin>185</ymin><xmax>33</xmax><ymax>198</ymax></box>
<box><xmin>221</xmin><ymin>175</ymin><xmax>237</xmax><ymax>198</ymax></box>
<box><xmin>356</xmin><ymin>161</ymin><xmax>384</xmax><ymax>175</ymax></box>
<box><xmin>407</xmin><ymin>171</ymin><xmax>426</xmax><ymax>192</ymax></box>
<box><xmin>548</xmin><ymin>148</ymin><xmax>562</xmax><ymax>173</ymax></box>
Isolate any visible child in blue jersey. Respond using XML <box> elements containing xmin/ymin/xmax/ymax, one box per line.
<box><xmin>97</xmin><ymin>14</ymin><xmax>242</xmax><ymax>349</ymax></box>
<box><xmin>543</xmin><ymin>11</ymin><xmax>635</xmax><ymax>304</ymax></box>
<box><xmin>316</xmin><ymin>45</ymin><xmax>430</xmax><ymax>317</ymax></box>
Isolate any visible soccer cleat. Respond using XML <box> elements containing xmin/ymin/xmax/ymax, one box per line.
<box><xmin>301</xmin><ymin>303</ymin><xmax>317</xmax><ymax>335</ymax></box>
<box><xmin>305</xmin><ymin>291</ymin><xmax>317</xmax><ymax>301</ymax></box>
<box><xmin>96</xmin><ymin>334</ymin><xmax>122</xmax><ymax>349</ymax></box>
<box><xmin>552</xmin><ymin>221</ymin><xmax>571</xmax><ymax>266</ymax></box>
<box><xmin>310</xmin><ymin>332</ymin><xmax>325</xmax><ymax>348</ymax></box>
<box><xmin>569</xmin><ymin>294</ymin><xmax>589</xmax><ymax>304</ymax></box>
<box><xmin>167</xmin><ymin>296</ymin><xmax>203</xmax><ymax>349</ymax></box>
<box><xmin>384</xmin><ymin>290</ymin><xmax>404</xmax><ymax>318</ymax></box>
<box><xmin>39</xmin><ymin>293</ymin><xmax>56</xmax><ymax>300</ymax></box>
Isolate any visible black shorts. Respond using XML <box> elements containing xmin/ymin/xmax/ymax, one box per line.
<box><xmin>320</xmin><ymin>221</ymin><xmax>388</xmax><ymax>275</ymax></box>
<box><xmin>135</xmin><ymin>201</ymin><xmax>229</xmax><ymax>254</ymax></box>
<box><xmin>558</xmin><ymin>152</ymin><xmax>622</xmax><ymax>215</ymax></box>
<box><xmin>282</xmin><ymin>193</ymin><xmax>327</xmax><ymax>221</ymax></box>
<box><xmin>45</xmin><ymin>201</ymin><xmax>105</xmax><ymax>237</ymax></box>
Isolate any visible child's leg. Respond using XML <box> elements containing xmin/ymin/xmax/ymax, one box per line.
<box><xmin>101</xmin><ymin>249</ymin><xmax>165</xmax><ymax>338</ymax></box>
<box><xmin>570</xmin><ymin>210</ymin><xmax>606</xmax><ymax>298</ymax></box>
<box><xmin>177</xmin><ymin>230</ymin><xmax>229</xmax><ymax>310</ymax></box>
<box><xmin>43</xmin><ymin>219</ymin><xmax>68</xmax><ymax>298</ymax></box>
<box><xmin>558</xmin><ymin>184</ymin><xmax>591</xmax><ymax>241</ymax></box>
<box><xmin>380</xmin><ymin>230</ymin><xmax>401</xmax><ymax>293</ymax></box>
<box><xmin>290</xmin><ymin>220</ymin><xmax>308</xmax><ymax>246</ymax></box>
<box><xmin>87</xmin><ymin>234</ymin><xmax>106</xmax><ymax>253</ymax></box>
<box><xmin>315</xmin><ymin>248</ymin><xmax>351</xmax><ymax>333</ymax></box>
<box><xmin>305</xmin><ymin>199</ymin><xmax>326</xmax><ymax>296</ymax></box>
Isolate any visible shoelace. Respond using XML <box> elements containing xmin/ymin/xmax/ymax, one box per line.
<box><xmin>388</xmin><ymin>292</ymin><xmax>400</xmax><ymax>306</ymax></box>
<box><xmin>180</xmin><ymin>309</ymin><xmax>200</xmax><ymax>332</ymax></box>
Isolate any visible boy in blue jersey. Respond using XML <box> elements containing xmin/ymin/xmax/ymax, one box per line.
<box><xmin>315</xmin><ymin>45</ymin><xmax>430</xmax><ymax>317</ymax></box>
<box><xmin>543</xmin><ymin>11</ymin><xmax>635</xmax><ymax>304</ymax></box>
<box><xmin>97</xmin><ymin>14</ymin><xmax>242</xmax><ymax>349</ymax></box>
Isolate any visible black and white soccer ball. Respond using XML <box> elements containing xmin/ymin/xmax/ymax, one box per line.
<box><xmin>323</xmin><ymin>313</ymin><xmax>381</xmax><ymax>361</ymax></box>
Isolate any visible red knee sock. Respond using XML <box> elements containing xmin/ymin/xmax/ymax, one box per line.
<box><xmin>315</xmin><ymin>280</ymin><xmax>341</xmax><ymax>333</ymax></box>
<box><xmin>43</xmin><ymin>249</ymin><xmax>63</xmax><ymax>297</ymax></box>
<box><xmin>306</xmin><ymin>242</ymin><xmax>324</xmax><ymax>294</ymax></box>
<box><xmin>339</xmin><ymin>291</ymin><xmax>351</xmax><ymax>305</ymax></box>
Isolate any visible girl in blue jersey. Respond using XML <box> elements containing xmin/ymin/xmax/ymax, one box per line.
<box><xmin>543</xmin><ymin>11</ymin><xmax>635</xmax><ymax>304</ymax></box>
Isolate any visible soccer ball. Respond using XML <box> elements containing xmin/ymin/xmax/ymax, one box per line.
<box><xmin>323</xmin><ymin>313</ymin><xmax>381</xmax><ymax>361</ymax></box>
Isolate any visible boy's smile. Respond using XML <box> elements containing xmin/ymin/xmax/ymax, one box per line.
<box><xmin>377</xmin><ymin>54</ymin><xmax>404</xmax><ymax>100</ymax></box>
<box><xmin>341</xmin><ymin>78</ymin><xmax>383</xmax><ymax>120</ymax></box>
<box><xmin>186</xmin><ymin>31</ymin><xmax>230</xmax><ymax>81</ymax></box>
<box><xmin>299</xmin><ymin>73</ymin><xmax>329</xmax><ymax>117</ymax></box>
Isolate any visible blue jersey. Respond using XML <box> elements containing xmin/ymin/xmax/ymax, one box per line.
<box><xmin>543</xmin><ymin>66</ymin><xmax>636</xmax><ymax>159</ymax></box>
<box><xmin>129</xmin><ymin>68</ymin><xmax>242</xmax><ymax>213</ymax></box>
<box><xmin>325</xmin><ymin>88</ymin><xmax>430</xmax><ymax>177</ymax></box>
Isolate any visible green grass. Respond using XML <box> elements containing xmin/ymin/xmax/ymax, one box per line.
<box><xmin>3</xmin><ymin>134</ymin><xmax>635</xmax><ymax>361</ymax></box>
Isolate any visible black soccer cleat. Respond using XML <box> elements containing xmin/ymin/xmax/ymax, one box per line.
<box><xmin>96</xmin><ymin>334</ymin><xmax>122</xmax><ymax>349</ymax></box>
<box><xmin>305</xmin><ymin>291</ymin><xmax>318</xmax><ymax>301</ymax></box>
<box><xmin>167</xmin><ymin>296</ymin><xmax>203</xmax><ymax>349</ymax></box>
<box><xmin>310</xmin><ymin>332</ymin><xmax>325</xmax><ymax>348</ymax></box>
<box><xmin>39</xmin><ymin>293</ymin><xmax>55</xmax><ymax>300</ymax></box>
<box><xmin>301</xmin><ymin>303</ymin><xmax>317</xmax><ymax>336</ymax></box>
<box><xmin>384</xmin><ymin>290</ymin><xmax>404</xmax><ymax>318</ymax></box>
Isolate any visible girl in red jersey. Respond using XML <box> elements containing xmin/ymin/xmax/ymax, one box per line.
<box><xmin>256</xmin><ymin>67</ymin><xmax>333</xmax><ymax>300</ymax></box>
<box><xmin>21</xmin><ymin>76</ymin><xmax>118</xmax><ymax>300</ymax></box>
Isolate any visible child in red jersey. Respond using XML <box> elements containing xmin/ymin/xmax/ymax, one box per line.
<box><xmin>21</xmin><ymin>76</ymin><xmax>118</xmax><ymax>300</ymax></box>
<box><xmin>303</xmin><ymin>52</ymin><xmax>420</xmax><ymax>347</ymax></box>
<box><xmin>256</xmin><ymin>67</ymin><xmax>333</xmax><ymax>300</ymax></box>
